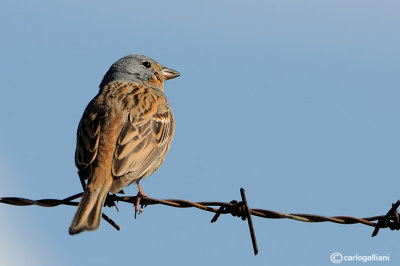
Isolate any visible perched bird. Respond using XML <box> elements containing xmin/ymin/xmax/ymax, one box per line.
<box><xmin>69</xmin><ymin>54</ymin><xmax>180</xmax><ymax>235</ymax></box>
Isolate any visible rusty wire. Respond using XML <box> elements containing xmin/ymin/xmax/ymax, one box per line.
<box><xmin>1</xmin><ymin>188</ymin><xmax>399</xmax><ymax>255</ymax></box>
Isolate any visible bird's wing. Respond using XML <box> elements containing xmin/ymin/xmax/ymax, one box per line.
<box><xmin>112</xmin><ymin>88</ymin><xmax>174</xmax><ymax>182</ymax></box>
<box><xmin>75</xmin><ymin>99</ymin><xmax>101</xmax><ymax>181</ymax></box>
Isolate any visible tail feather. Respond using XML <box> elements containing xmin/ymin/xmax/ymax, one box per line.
<box><xmin>69</xmin><ymin>180</ymin><xmax>112</xmax><ymax>235</ymax></box>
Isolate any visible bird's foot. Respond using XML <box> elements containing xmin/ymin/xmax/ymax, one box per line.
<box><xmin>135</xmin><ymin>190</ymin><xmax>147</xmax><ymax>218</ymax></box>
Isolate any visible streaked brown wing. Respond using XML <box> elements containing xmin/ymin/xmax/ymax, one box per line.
<box><xmin>112</xmin><ymin>92</ymin><xmax>174</xmax><ymax>182</ymax></box>
<box><xmin>75</xmin><ymin>100</ymin><xmax>101</xmax><ymax>180</ymax></box>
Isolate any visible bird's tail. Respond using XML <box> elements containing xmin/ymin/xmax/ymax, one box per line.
<box><xmin>69</xmin><ymin>178</ymin><xmax>112</xmax><ymax>235</ymax></box>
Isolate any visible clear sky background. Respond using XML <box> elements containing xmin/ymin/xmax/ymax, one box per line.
<box><xmin>0</xmin><ymin>1</ymin><xmax>399</xmax><ymax>265</ymax></box>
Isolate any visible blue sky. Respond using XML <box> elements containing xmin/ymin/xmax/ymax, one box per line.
<box><xmin>0</xmin><ymin>0</ymin><xmax>399</xmax><ymax>265</ymax></box>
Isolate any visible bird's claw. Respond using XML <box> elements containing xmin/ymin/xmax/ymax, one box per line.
<box><xmin>134</xmin><ymin>191</ymin><xmax>147</xmax><ymax>218</ymax></box>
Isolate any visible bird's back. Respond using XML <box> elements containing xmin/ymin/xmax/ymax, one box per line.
<box><xmin>75</xmin><ymin>81</ymin><xmax>174</xmax><ymax>194</ymax></box>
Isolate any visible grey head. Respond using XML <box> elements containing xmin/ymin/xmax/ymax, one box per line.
<box><xmin>99</xmin><ymin>54</ymin><xmax>180</xmax><ymax>90</ymax></box>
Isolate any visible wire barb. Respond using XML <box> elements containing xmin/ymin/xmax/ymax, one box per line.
<box><xmin>371</xmin><ymin>200</ymin><xmax>400</xmax><ymax>237</ymax></box>
<box><xmin>210</xmin><ymin>189</ymin><xmax>258</xmax><ymax>255</ymax></box>
<box><xmin>1</xmin><ymin>190</ymin><xmax>399</xmax><ymax>255</ymax></box>
<box><xmin>240</xmin><ymin>188</ymin><xmax>258</xmax><ymax>255</ymax></box>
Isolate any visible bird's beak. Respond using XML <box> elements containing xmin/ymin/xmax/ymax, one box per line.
<box><xmin>161</xmin><ymin>67</ymin><xmax>180</xmax><ymax>80</ymax></box>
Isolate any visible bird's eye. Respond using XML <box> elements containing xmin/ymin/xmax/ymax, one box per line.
<box><xmin>142</xmin><ymin>61</ymin><xmax>152</xmax><ymax>68</ymax></box>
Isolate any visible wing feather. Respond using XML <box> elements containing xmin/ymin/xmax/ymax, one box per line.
<box><xmin>75</xmin><ymin>101</ymin><xmax>101</xmax><ymax>180</ymax></box>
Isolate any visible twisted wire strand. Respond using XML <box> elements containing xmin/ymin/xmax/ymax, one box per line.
<box><xmin>0</xmin><ymin>192</ymin><xmax>397</xmax><ymax>229</ymax></box>
<box><xmin>1</xmin><ymin>189</ymin><xmax>399</xmax><ymax>255</ymax></box>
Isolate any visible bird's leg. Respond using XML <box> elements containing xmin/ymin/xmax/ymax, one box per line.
<box><xmin>135</xmin><ymin>182</ymin><xmax>147</xmax><ymax>218</ymax></box>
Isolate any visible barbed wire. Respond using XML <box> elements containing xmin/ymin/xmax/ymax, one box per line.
<box><xmin>1</xmin><ymin>188</ymin><xmax>399</xmax><ymax>255</ymax></box>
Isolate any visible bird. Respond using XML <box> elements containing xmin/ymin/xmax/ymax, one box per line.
<box><xmin>69</xmin><ymin>54</ymin><xmax>180</xmax><ymax>235</ymax></box>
